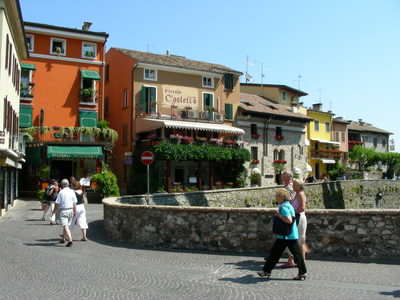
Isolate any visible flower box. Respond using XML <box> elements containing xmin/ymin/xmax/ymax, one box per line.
<box><xmin>251</xmin><ymin>133</ymin><xmax>261</xmax><ymax>139</ymax></box>
<box><xmin>274</xmin><ymin>135</ymin><xmax>284</xmax><ymax>141</ymax></box>
<box><xmin>251</xmin><ymin>159</ymin><xmax>260</xmax><ymax>164</ymax></box>
<box><xmin>181</xmin><ymin>136</ymin><xmax>193</xmax><ymax>144</ymax></box>
<box><xmin>273</xmin><ymin>160</ymin><xmax>287</xmax><ymax>164</ymax></box>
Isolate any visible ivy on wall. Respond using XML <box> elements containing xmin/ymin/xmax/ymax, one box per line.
<box><xmin>152</xmin><ymin>141</ymin><xmax>250</xmax><ymax>161</ymax></box>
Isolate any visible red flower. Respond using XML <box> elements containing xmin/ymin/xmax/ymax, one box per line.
<box><xmin>273</xmin><ymin>160</ymin><xmax>287</xmax><ymax>164</ymax></box>
<box><xmin>274</xmin><ymin>135</ymin><xmax>284</xmax><ymax>140</ymax></box>
<box><xmin>251</xmin><ymin>133</ymin><xmax>261</xmax><ymax>139</ymax></box>
<box><xmin>251</xmin><ymin>159</ymin><xmax>260</xmax><ymax>164</ymax></box>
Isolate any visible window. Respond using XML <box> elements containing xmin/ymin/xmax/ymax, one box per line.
<box><xmin>80</xmin><ymin>78</ymin><xmax>96</xmax><ymax>104</ymax></box>
<box><xmin>342</xmin><ymin>131</ymin><xmax>345</xmax><ymax>142</ymax></box>
<box><xmin>202</xmin><ymin>76</ymin><xmax>213</xmax><ymax>88</ymax></box>
<box><xmin>251</xmin><ymin>146</ymin><xmax>258</xmax><ymax>160</ymax></box>
<box><xmin>298</xmin><ymin>145</ymin><xmax>303</xmax><ymax>156</ymax></box>
<box><xmin>273</xmin><ymin>149</ymin><xmax>279</xmax><ymax>161</ymax></box>
<box><xmin>144</xmin><ymin>68</ymin><xmax>157</xmax><ymax>81</ymax></box>
<box><xmin>203</xmin><ymin>93</ymin><xmax>214</xmax><ymax>109</ymax></box>
<box><xmin>50</xmin><ymin>38</ymin><xmax>66</xmax><ymax>56</ymax></box>
<box><xmin>282</xmin><ymin>91</ymin><xmax>287</xmax><ymax>100</ymax></box>
<box><xmin>382</xmin><ymin>138</ymin><xmax>387</xmax><ymax>147</ymax></box>
<box><xmin>122</xmin><ymin>124</ymin><xmax>128</xmax><ymax>146</ymax></box>
<box><xmin>279</xmin><ymin>150</ymin><xmax>285</xmax><ymax>161</ymax></box>
<box><xmin>373</xmin><ymin>137</ymin><xmax>378</xmax><ymax>148</ymax></box>
<box><xmin>25</xmin><ymin>34</ymin><xmax>34</xmax><ymax>52</ymax></box>
<box><xmin>325</xmin><ymin>122</ymin><xmax>330</xmax><ymax>132</ymax></box>
<box><xmin>140</xmin><ymin>86</ymin><xmax>157</xmax><ymax>113</ymax></box>
<box><xmin>9</xmin><ymin>43</ymin><xmax>12</xmax><ymax>76</ymax></box>
<box><xmin>275</xmin><ymin>126</ymin><xmax>282</xmax><ymax>137</ymax></box>
<box><xmin>224</xmin><ymin>74</ymin><xmax>234</xmax><ymax>90</ymax></box>
<box><xmin>122</xmin><ymin>88</ymin><xmax>128</xmax><ymax>108</ymax></box>
<box><xmin>20</xmin><ymin>69</ymin><xmax>32</xmax><ymax>98</ymax></box>
<box><xmin>82</xmin><ymin>42</ymin><xmax>97</xmax><ymax>59</ymax></box>
<box><xmin>314</xmin><ymin>120</ymin><xmax>319</xmax><ymax>131</ymax></box>
<box><xmin>224</xmin><ymin>103</ymin><xmax>233</xmax><ymax>120</ymax></box>
<box><xmin>104</xmin><ymin>96</ymin><xmax>109</xmax><ymax>117</ymax></box>
<box><xmin>251</xmin><ymin>124</ymin><xmax>258</xmax><ymax>136</ymax></box>
<box><xmin>335</xmin><ymin>131</ymin><xmax>339</xmax><ymax>142</ymax></box>
<box><xmin>5</xmin><ymin>35</ymin><xmax>9</xmax><ymax>70</ymax></box>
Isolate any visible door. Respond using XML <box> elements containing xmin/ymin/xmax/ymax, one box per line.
<box><xmin>315</xmin><ymin>162</ymin><xmax>320</xmax><ymax>179</ymax></box>
<box><xmin>51</xmin><ymin>160</ymin><xmax>73</xmax><ymax>181</ymax></box>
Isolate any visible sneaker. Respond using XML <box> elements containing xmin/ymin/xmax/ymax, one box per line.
<box><xmin>66</xmin><ymin>241</ymin><xmax>73</xmax><ymax>247</ymax></box>
<box><xmin>257</xmin><ymin>271</ymin><xmax>271</xmax><ymax>278</ymax></box>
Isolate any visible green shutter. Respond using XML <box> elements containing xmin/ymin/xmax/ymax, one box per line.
<box><xmin>79</xmin><ymin>111</ymin><xmax>97</xmax><ymax>127</ymax></box>
<box><xmin>203</xmin><ymin>93</ymin><xmax>213</xmax><ymax>108</ymax></box>
<box><xmin>140</xmin><ymin>86</ymin><xmax>147</xmax><ymax>112</ymax></box>
<box><xmin>150</xmin><ymin>87</ymin><xmax>156</xmax><ymax>113</ymax></box>
<box><xmin>225</xmin><ymin>103</ymin><xmax>233</xmax><ymax>120</ymax></box>
<box><xmin>19</xmin><ymin>106</ymin><xmax>32</xmax><ymax>128</ymax></box>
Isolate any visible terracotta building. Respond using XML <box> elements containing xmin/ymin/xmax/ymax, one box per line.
<box><xmin>19</xmin><ymin>21</ymin><xmax>109</xmax><ymax>192</ymax></box>
<box><xmin>0</xmin><ymin>0</ymin><xmax>27</xmax><ymax>213</ymax></box>
<box><xmin>105</xmin><ymin>48</ymin><xmax>245</xmax><ymax>193</ymax></box>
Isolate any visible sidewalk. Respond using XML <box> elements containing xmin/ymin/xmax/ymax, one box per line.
<box><xmin>0</xmin><ymin>199</ymin><xmax>399</xmax><ymax>300</ymax></box>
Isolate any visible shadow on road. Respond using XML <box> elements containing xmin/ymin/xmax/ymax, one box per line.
<box><xmin>380</xmin><ymin>290</ymin><xmax>400</xmax><ymax>298</ymax></box>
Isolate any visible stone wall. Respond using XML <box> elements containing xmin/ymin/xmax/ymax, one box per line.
<box><xmin>103</xmin><ymin>198</ymin><xmax>400</xmax><ymax>259</ymax></box>
<box><xmin>120</xmin><ymin>180</ymin><xmax>400</xmax><ymax>209</ymax></box>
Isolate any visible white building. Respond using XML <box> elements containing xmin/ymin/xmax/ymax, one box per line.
<box><xmin>0</xmin><ymin>0</ymin><xmax>27</xmax><ymax>213</ymax></box>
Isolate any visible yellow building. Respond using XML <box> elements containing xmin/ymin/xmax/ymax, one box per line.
<box><xmin>307</xmin><ymin>103</ymin><xmax>341</xmax><ymax>179</ymax></box>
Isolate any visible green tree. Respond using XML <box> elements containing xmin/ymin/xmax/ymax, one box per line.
<box><xmin>379</xmin><ymin>152</ymin><xmax>400</xmax><ymax>178</ymax></box>
<box><xmin>349</xmin><ymin>145</ymin><xmax>378</xmax><ymax>171</ymax></box>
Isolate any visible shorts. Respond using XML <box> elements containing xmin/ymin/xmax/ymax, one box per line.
<box><xmin>58</xmin><ymin>209</ymin><xmax>73</xmax><ymax>226</ymax></box>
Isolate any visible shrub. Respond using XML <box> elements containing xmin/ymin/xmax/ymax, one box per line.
<box><xmin>91</xmin><ymin>170</ymin><xmax>120</xmax><ymax>198</ymax></box>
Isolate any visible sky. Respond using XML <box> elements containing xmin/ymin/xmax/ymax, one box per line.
<box><xmin>20</xmin><ymin>0</ymin><xmax>400</xmax><ymax>151</ymax></box>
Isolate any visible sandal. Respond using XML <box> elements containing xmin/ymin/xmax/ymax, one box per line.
<box><xmin>281</xmin><ymin>262</ymin><xmax>297</xmax><ymax>268</ymax></box>
<box><xmin>257</xmin><ymin>271</ymin><xmax>271</xmax><ymax>279</ymax></box>
<box><xmin>293</xmin><ymin>274</ymin><xmax>307</xmax><ymax>281</ymax></box>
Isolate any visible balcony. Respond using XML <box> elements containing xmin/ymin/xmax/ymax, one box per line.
<box><xmin>311</xmin><ymin>149</ymin><xmax>343</xmax><ymax>159</ymax></box>
<box><xmin>20</xmin><ymin>83</ymin><xmax>34</xmax><ymax>100</ymax></box>
<box><xmin>137</xmin><ymin>109</ymin><xmax>225</xmax><ymax>123</ymax></box>
<box><xmin>348</xmin><ymin>140</ymin><xmax>364</xmax><ymax>151</ymax></box>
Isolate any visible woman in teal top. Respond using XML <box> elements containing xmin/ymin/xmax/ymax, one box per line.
<box><xmin>258</xmin><ymin>188</ymin><xmax>307</xmax><ymax>280</ymax></box>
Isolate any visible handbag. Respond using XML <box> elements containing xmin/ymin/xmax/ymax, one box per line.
<box><xmin>272</xmin><ymin>216</ymin><xmax>294</xmax><ymax>236</ymax></box>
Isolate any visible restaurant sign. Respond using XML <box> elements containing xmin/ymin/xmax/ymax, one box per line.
<box><xmin>162</xmin><ymin>85</ymin><xmax>199</xmax><ymax>110</ymax></box>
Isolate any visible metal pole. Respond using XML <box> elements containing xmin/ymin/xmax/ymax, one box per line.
<box><xmin>147</xmin><ymin>164</ymin><xmax>150</xmax><ymax>198</ymax></box>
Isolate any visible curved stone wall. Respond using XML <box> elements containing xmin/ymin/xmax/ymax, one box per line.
<box><xmin>103</xmin><ymin>198</ymin><xmax>400</xmax><ymax>259</ymax></box>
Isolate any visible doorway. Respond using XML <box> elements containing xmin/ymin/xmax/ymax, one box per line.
<box><xmin>51</xmin><ymin>160</ymin><xmax>74</xmax><ymax>181</ymax></box>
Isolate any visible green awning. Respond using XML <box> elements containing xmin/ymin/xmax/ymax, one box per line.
<box><xmin>80</xmin><ymin>70</ymin><xmax>101</xmax><ymax>80</ymax></box>
<box><xmin>47</xmin><ymin>146</ymin><xmax>103</xmax><ymax>159</ymax></box>
<box><xmin>21</xmin><ymin>63</ymin><xmax>36</xmax><ymax>70</ymax></box>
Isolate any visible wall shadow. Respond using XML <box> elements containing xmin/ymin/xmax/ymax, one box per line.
<box><xmin>321</xmin><ymin>181</ymin><xmax>345</xmax><ymax>208</ymax></box>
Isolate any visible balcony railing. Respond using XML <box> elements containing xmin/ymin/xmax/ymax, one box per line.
<box><xmin>311</xmin><ymin>149</ymin><xmax>343</xmax><ymax>159</ymax></box>
<box><xmin>137</xmin><ymin>109</ymin><xmax>225</xmax><ymax>123</ymax></box>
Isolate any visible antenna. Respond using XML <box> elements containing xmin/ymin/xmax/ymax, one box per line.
<box><xmin>297</xmin><ymin>74</ymin><xmax>302</xmax><ymax>90</ymax></box>
<box><xmin>146</xmin><ymin>43</ymin><xmax>150</xmax><ymax>52</ymax></box>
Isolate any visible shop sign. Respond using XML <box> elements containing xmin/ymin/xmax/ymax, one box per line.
<box><xmin>162</xmin><ymin>85</ymin><xmax>199</xmax><ymax>110</ymax></box>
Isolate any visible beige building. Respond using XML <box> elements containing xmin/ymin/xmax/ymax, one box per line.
<box><xmin>348</xmin><ymin>120</ymin><xmax>391</xmax><ymax>153</ymax></box>
<box><xmin>332</xmin><ymin>117</ymin><xmax>350</xmax><ymax>165</ymax></box>
<box><xmin>105</xmin><ymin>48</ymin><xmax>245</xmax><ymax>193</ymax></box>
<box><xmin>236</xmin><ymin>93</ymin><xmax>311</xmax><ymax>186</ymax></box>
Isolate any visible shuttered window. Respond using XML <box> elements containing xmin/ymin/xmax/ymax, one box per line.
<box><xmin>20</xmin><ymin>106</ymin><xmax>32</xmax><ymax>128</ymax></box>
<box><xmin>224</xmin><ymin>103</ymin><xmax>233</xmax><ymax>120</ymax></box>
<box><xmin>224</xmin><ymin>74</ymin><xmax>234</xmax><ymax>90</ymax></box>
<box><xmin>79</xmin><ymin>111</ymin><xmax>97</xmax><ymax>127</ymax></box>
<box><xmin>203</xmin><ymin>93</ymin><xmax>213</xmax><ymax>109</ymax></box>
<box><xmin>140</xmin><ymin>86</ymin><xmax>157</xmax><ymax>113</ymax></box>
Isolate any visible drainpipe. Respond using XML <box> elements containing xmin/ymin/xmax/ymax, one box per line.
<box><xmin>130</xmin><ymin>64</ymin><xmax>138</xmax><ymax>155</ymax></box>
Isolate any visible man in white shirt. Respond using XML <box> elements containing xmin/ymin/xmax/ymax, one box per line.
<box><xmin>54</xmin><ymin>179</ymin><xmax>77</xmax><ymax>247</ymax></box>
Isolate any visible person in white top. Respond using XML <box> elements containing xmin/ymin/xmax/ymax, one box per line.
<box><xmin>71</xmin><ymin>182</ymin><xmax>88</xmax><ymax>241</ymax></box>
<box><xmin>53</xmin><ymin>179</ymin><xmax>77</xmax><ymax>247</ymax></box>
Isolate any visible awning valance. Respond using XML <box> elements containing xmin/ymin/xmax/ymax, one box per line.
<box><xmin>136</xmin><ymin>118</ymin><xmax>245</xmax><ymax>135</ymax></box>
<box><xmin>80</xmin><ymin>70</ymin><xmax>101</xmax><ymax>80</ymax></box>
<box><xmin>311</xmin><ymin>138</ymin><xmax>340</xmax><ymax>146</ymax></box>
<box><xmin>321</xmin><ymin>159</ymin><xmax>336</xmax><ymax>164</ymax></box>
<box><xmin>21</xmin><ymin>63</ymin><xmax>36</xmax><ymax>70</ymax></box>
<box><xmin>47</xmin><ymin>146</ymin><xmax>103</xmax><ymax>159</ymax></box>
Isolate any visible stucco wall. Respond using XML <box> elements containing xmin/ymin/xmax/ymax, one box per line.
<box><xmin>118</xmin><ymin>180</ymin><xmax>400</xmax><ymax>209</ymax></box>
<box><xmin>103</xmin><ymin>199</ymin><xmax>400</xmax><ymax>259</ymax></box>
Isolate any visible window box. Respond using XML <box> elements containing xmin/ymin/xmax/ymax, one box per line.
<box><xmin>251</xmin><ymin>159</ymin><xmax>260</xmax><ymax>164</ymax></box>
<box><xmin>273</xmin><ymin>160</ymin><xmax>287</xmax><ymax>164</ymax></box>
<box><xmin>274</xmin><ymin>135</ymin><xmax>284</xmax><ymax>141</ymax></box>
<box><xmin>251</xmin><ymin>133</ymin><xmax>261</xmax><ymax>139</ymax></box>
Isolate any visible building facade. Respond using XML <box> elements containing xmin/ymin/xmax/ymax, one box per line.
<box><xmin>236</xmin><ymin>93</ymin><xmax>311</xmax><ymax>186</ymax></box>
<box><xmin>307</xmin><ymin>104</ymin><xmax>342</xmax><ymax>179</ymax></box>
<box><xmin>20</xmin><ymin>22</ymin><xmax>109</xmax><ymax>192</ymax></box>
<box><xmin>332</xmin><ymin>117</ymin><xmax>350</xmax><ymax>165</ymax></box>
<box><xmin>348</xmin><ymin>119</ymin><xmax>391</xmax><ymax>152</ymax></box>
<box><xmin>105</xmin><ymin>48</ymin><xmax>245</xmax><ymax>193</ymax></box>
<box><xmin>0</xmin><ymin>0</ymin><xmax>27</xmax><ymax>212</ymax></box>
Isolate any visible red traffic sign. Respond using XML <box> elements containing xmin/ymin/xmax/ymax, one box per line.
<box><xmin>141</xmin><ymin>151</ymin><xmax>154</xmax><ymax>165</ymax></box>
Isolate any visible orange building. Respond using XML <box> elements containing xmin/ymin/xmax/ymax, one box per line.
<box><xmin>19</xmin><ymin>22</ymin><xmax>109</xmax><ymax>191</ymax></box>
<box><xmin>105</xmin><ymin>48</ymin><xmax>245</xmax><ymax>194</ymax></box>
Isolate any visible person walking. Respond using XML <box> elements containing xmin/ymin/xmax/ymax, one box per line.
<box><xmin>46</xmin><ymin>180</ymin><xmax>59</xmax><ymax>225</ymax></box>
<box><xmin>53</xmin><ymin>179</ymin><xmax>77</xmax><ymax>247</ymax></box>
<box><xmin>258</xmin><ymin>189</ymin><xmax>307</xmax><ymax>280</ymax></box>
<box><xmin>71</xmin><ymin>182</ymin><xmax>88</xmax><ymax>241</ymax></box>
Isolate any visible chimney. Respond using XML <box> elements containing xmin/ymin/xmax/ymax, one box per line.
<box><xmin>166</xmin><ymin>50</ymin><xmax>170</xmax><ymax>56</ymax></box>
<box><xmin>312</xmin><ymin>103</ymin><xmax>322</xmax><ymax>111</ymax></box>
<box><xmin>358</xmin><ymin>118</ymin><xmax>365</xmax><ymax>126</ymax></box>
<box><xmin>82</xmin><ymin>21</ymin><xmax>92</xmax><ymax>31</ymax></box>
<box><xmin>336</xmin><ymin>117</ymin><xmax>343</xmax><ymax>120</ymax></box>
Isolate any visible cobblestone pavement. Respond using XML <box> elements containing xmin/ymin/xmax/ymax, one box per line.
<box><xmin>0</xmin><ymin>200</ymin><xmax>399</xmax><ymax>300</ymax></box>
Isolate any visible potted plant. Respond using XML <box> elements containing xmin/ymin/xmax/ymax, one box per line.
<box><xmin>81</xmin><ymin>88</ymin><xmax>94</xmax><ymax>97</ymax></box>
<box><xmin>274</xmin><ymin>135</ymin><xmax>284</xmax><ymax>141</ymax></box>
<box><xmin>251</xmin><ymin>133</ymin><xmax>261</xmax><ymax>139</ymax></box>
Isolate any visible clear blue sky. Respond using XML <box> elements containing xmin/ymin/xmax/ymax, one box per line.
<box><xmin>20</xmin><ymin>0</ymin><xmax>400</xmax><ymax>151</ymax></box>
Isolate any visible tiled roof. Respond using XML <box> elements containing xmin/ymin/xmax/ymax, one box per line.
<box><xmin>348</xmin><ymin>121</ymin><xmax>392</xmax><ymax>135</ymax></box>
<box><xmin>114</xmin><ymin>48</ymin><xmax>242</xmax><ymax>75</ymax></box>
<box><xmin>24</xmin><ymin>21</ymin><xmax>109</xmax><ymax>37</ymax></box>
<box><xmin>239</xmin><ymin>93</ymin><xmax>312</xmax><ymax>121</ymax></box>
<box><xmin>333</xmin><ymin>117</ymin><xmax>351</xmax><ymax>124</ymax></box>
<box><xmin>240</xmin><ymin>83</ymin><xmax>308</xmax><ymax>96</ymax></box>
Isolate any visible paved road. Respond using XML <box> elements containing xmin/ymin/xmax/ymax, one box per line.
<box><xmin>0</xmin><ymin>200</ymin><xmax>399</xmax><ymax>300</ymax></box>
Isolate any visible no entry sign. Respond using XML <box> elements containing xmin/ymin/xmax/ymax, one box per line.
<box><xmin>141</xmin><ymin>151</ymin><xmax>154</xmax><ymax>165</ymax></box>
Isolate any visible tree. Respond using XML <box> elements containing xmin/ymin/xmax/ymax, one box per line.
<box><xmin>349</xmin><ymin>145</ymin><xmax>378</xmax><ymax>171</ymax></box>
<box><xmin>379</xmin><ymin>152</ymin><xmax>400</xmax><ymax>178</ymax></box>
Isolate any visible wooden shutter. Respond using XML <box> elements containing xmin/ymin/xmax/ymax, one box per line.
<box><xmin>79</xmin><ymin>111</ymin><xmax>97</xmax><ymax>127</ymax></box>
<box><xmin>140</xmin><ymin>86</ymin><xmax>147</xmax><ymax>112</ymax></box>
<box><xmin>224</xmin><ymin>103</ymin><xmax>233</xmax><ymax>120</ymax></box>
<box><xmin>150</xmin><ymin>87</ymin><xmax>156</xmax><ymax>113</ymax></box>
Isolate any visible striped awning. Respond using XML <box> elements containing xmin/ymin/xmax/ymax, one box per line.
<box><xmin>136</xmin><ymin>118</ymin><xmax>244</xmax><ymax>135</ymax></box>
<box><xmin>47</xmin><ymin>146</ymin><xmax>103</xmax><ymax>159</ymax></box>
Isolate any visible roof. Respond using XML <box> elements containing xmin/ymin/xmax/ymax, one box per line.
<box><xmin>239</xmin><ymin>93</ymin><xmax>312</xmax><ymax>122</ymax></box>
<box><xmin>113</xmin><ymin>48</ymin><xmax>242</xmax><ymax>75</ymax></box>
<box><xmin>348</xmin><ymin>121</ymin><xmax>392</xmax><ymax>135</ymax></box>
<box><xmin>24</xmin><ymin>21</ymin><xmax>109</xmax><ymax>38</ymax></box>
<box><xmin>333</xmin><ymin>117</ymin><xmax>351</xmax><ymax>124</ymax></box>
<box><xmin>240</xmin><ymin>83</ymin><xmax>308</xmax><ymax>96</ymax></box>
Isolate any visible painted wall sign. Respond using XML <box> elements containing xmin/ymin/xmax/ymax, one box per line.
<box><xmin>162</xmin><ymin>85</ymin><xmax>199</xmax><ymax>110</ymax></box>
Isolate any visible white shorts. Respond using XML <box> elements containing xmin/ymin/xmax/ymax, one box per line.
<box><xmin>297</xmin><ymin>213</ymin><xmax>307</xmax><ymax>245</ymax></box>
<box><xmin>58</xmin><ymin>209</ymin><xmax>73</xmax><ymax>226</ymax></box>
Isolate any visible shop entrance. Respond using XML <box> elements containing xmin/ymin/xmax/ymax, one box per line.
<box><xmin>50</xmin><ymin>160</ymin><xmax>74</xmax><ymax>181</ymax></box>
